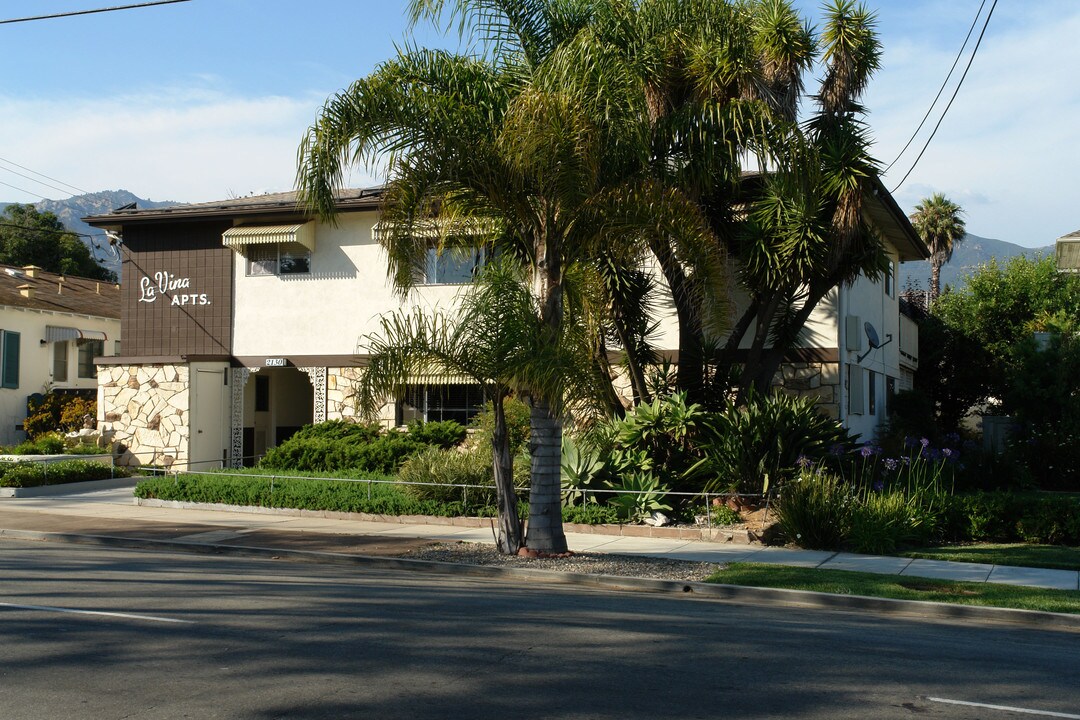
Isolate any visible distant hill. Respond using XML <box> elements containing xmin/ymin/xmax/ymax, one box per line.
<box><xmin>900</xmin><ymin>233</ymin><xmax>1052</xmax><ymax>293</ymax></box>
<box><xmin>1</xmin><ymin>190</ymin><xmax>179</xmax><ymax>279</ymax></box>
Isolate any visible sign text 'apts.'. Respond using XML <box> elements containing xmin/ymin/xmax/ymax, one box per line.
<box><xmin>137</xmin><ymin>271</ymin><xmax>211</xmax><ymax>307</ymax></box>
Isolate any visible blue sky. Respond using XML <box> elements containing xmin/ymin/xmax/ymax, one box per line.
<box><xmin>1</xmin><ymin>0</ymin><xmax>1077</xmax><ymax>248</ymax></box>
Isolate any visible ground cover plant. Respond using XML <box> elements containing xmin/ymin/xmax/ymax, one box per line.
<box><xmin>708</xmin><ymin>563</ymin><xmax>1080</xmax><ymax>615</ymax></box>
<box><xmin>0</xmin><ymin>459</ymin><xmax>127</xmax><ymax>488</ymax></box>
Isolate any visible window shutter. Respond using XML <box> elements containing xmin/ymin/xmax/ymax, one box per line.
<box><xmin>2</xmin><ymin>331</ymin><xmax>20</xmax><ymax>389</ymax></box>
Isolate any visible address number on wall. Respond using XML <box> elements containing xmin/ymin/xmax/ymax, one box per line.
<box><xmin>264</xmin><ymin>358</ymin><xmax>287</xmax><ymax>367</ymax></box>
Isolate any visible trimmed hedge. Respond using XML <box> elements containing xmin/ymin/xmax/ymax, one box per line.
<box><xmin>0</xmin><ymin>460</ymin><xmax>127</xmax><ymax>488</ymax></box>
<box><xmin>134</xmin><ymin>473</ymin><xmax>500</xmax><ymax>518</ymax></box>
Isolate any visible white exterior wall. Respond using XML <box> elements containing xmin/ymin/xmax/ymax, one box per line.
<box><xmin>0</xmin><ymin>306</ymin><xmax>119</xmax><ymax>445</ymax></box>
<box><xmin>231</xmin><ymin>212</ymin><xmax>465</xmax><ymax>356</ymax></box>
<box><xmin>840</xmin><ymin>255</ymin><xmax>901</xmax><ymax>441</ymax></box>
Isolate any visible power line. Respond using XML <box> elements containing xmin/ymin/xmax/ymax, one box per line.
<box><xmin>890</xmin><ymin>0</ymin><xmax>998</xmax><ymax>193</ymax></box>
<box><xmin>0</xmin><ymin>0</ymin><xmax>190</xmax><ymax>25</ymax></box>
<box><xmin>0</xmin><ymin>163</ymin><xmax>86</xmax><ymax>198</ymax></box>
<box><xmin>884</xmin><ymin>0</ymin><xmax>987</xmax><ymax>174</ymax></box>
<box><xmin>0</xmin><ymin>222</ymin><xmax>98</xmax><ymax>239</ymax></box>
<box><xmin>0</xmin><ymin>156</ymin><xmax>88</xmax><ymax>195</ymax></box>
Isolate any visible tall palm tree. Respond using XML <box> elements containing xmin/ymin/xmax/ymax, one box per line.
<box><xmin>910</xmin><ymin>192</ymin><xmax>966</xmax><ymax>301</ymax></box>
<box><xmin>297</xmin><ymin>0</ymin><xmax>714</xmax><ymax>552</ymax></box>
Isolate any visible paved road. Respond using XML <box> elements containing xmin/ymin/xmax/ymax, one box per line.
<box><xmin>1</xmin><ymin>540</ymin><xmax>1078</xmax><ymax>720</ymax></box>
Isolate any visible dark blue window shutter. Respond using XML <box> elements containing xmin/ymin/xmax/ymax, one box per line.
<box><xmin>2</xmin><ymin>331</ymin><xmax>20</xmax><ymax>389</ymax></box>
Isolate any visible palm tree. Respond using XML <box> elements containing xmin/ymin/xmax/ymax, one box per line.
<box><xmin>910</xmin><ymin>192</ymin><xmax>966</xmax><ymax>301</ymax></box>
<box><xmin>297</xmin><ymin>0</ymin><xmax>714</xmax><ymax>553</ymax></box>
<box><xmin>353</xmin><ymin>260</ymin><xmax>604</xmax><ymax>554</ymax></box>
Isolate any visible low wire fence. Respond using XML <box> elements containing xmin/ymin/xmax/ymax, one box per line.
<box><xmin>141</xmin><ymin>458</ymin><xmax>770</xmax><ymax>529</ymax></box>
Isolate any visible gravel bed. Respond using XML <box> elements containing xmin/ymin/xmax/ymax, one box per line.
<box><xmin>405</xmin><ymin>541</ymin><xmax>724</xmax><ymax>582</ymax></box>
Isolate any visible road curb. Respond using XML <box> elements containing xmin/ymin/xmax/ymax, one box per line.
<box><xmin>3</xmin><ymin>527</ymin><xmax>1079</xmax><ymax>632</ymax></box>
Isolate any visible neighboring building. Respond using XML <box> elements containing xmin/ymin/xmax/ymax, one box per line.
<box><xmin>0</xmin><ymin>264</ymin><xmax>121</xmax><ymax>445</ymax></box>
<box><xmin>86</xmin><ymin>182</ymin><xmax>925</xmax><ymax>469</ymax></box>
<box><xmin>1056</xmin><ymin>229</ymin><xmax>1080</xmax><ymax>272</ymax></box>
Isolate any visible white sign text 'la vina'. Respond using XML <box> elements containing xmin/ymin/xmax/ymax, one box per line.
<box><xmin>138</xmin><ymin>271</ymin><xmax>211</xmax><ymax>306</ymax></box>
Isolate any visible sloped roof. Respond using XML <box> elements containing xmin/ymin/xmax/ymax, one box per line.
<box><xmin>84</xmin><ymin>187</ymin><xmax>386</xmax><ymax>228</ymax></box>
<box><xmin>0</xmin><ymin>264</ymin><xmax>120</xmax><ymax>319</ymax></box>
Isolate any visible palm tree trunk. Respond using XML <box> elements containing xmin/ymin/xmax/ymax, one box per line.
<box><xmin>491</xmin><ymin>393</ymin><xmax>523</xmax><ymax>555</ymax></box>
<box><xmin>524</xmin><ymin>397</ymin><xmax>567</xmax><ymax>553</ymax></box>
<box><xmin>930</xmin><ymin>254</ymin><xmax>943</xmax><ymax>302</ymax></box>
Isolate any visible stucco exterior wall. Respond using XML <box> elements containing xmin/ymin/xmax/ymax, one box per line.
<box><xmin>0</xmin><ymin>307</ymin><xmax>119</xmax><ymax>446</ymax></box>
<box><xmin>231</xmin><ymin>213</ymin><xmax>466</xmax><ymax>357</ymax></box>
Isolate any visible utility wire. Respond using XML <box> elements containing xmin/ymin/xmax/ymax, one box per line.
<box><xmin>0</xmin><ymin>164</ymin><xmax>86</xmax><ymax>198</ymax></box>
<box><xmin>890</xmin><ymin>0</ymin><xmax>998</xmax><ymax>193</ymax></box>
<box><xmin>884</xmin><ymin>0</ymin><xmax>987</xmax><ymax>174</ymax></box>
<box><xmin>0</xmin><ymin>0</ymin><xmax>190</xmax><ymax>25</ymax></box>
<box><xmin>0</xmin><ymin>156</ymin><xmax>88</xmax><ymax>195</ymax></box>
<box><xmin>0</xmin><ymin>222</ymin><xmax>99</xmax><ymax>239</ymax></box>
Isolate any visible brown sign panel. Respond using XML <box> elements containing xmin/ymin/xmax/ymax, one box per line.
<box><xmin>121</xmin><ymin>221</ymin><xmax>234</xmax><ymax>357</ymax></box>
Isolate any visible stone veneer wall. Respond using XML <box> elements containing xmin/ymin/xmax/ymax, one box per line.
<box><xmin>772</xmin><ymin>361</ymin><xmax>840</xmax><ymax>419</ymax></box>
<box><xmin>98</xmin><ymin>364</ymin><xmax>190</xmax><ymax>468</ymax></box>
<box><xmin>327</xmin><ymin>366</ymin><xmax>402</xmax><ymax>428</ymax></box>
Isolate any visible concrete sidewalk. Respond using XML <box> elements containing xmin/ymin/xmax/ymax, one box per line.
<box><xmin>1</xmin><ymin>481</ymin><xmax>1077</xmax><ymax>592</ymax></box>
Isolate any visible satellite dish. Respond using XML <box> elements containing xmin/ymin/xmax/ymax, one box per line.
<box><xmin>857</xmin><ymin>322</ymin><xmax>893</xmax><ymax>363</ymax></box>
<box><xmin>865</xmin><ymin>322</ymin><xmax>881</xmax><ymax>349</ymax></box>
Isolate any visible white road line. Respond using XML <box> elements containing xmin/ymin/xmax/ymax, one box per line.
<box><xmin>0</xmin><ymin>602</ymin><xmax>194</xmax><ymax>624</ymax></box>
<box><xmin>926</xmin><ymin>697</ymin><xmax>1080</xmax><ymax>718</ymax></box>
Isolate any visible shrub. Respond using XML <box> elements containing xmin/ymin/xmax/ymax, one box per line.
<box><xmin>562</xmin><ymin>503</ymin><xmax>621</xmax><ymax>525</ymax></box>
<box><xmin>0</xmin><ymin>459</ymin><xmax>125</xmax><ymax>488</ymax></box>
<box><xmin>603</xmin><ymin>470</ymin><xmax>672</xmax><ymax>523</ymax></box>
<box><xmin>775</xmin><ymin>472</ymin><xmax>852</xmax><ymax>550</ymax></box>
<box><xmin>398</xmin><ymin>446</ymin><xmax>496</xmax><ymax>508</ymax></box>
<box><xmin>24</xmin><ymin>392</ymin><xmax>96</xmax><ymax>440</ymax></box>
<box><xmin>8</xmin><ymin>433</ymin><xmax>66</xmax><ymax>455</ymax></box>
<box><xmin>286</xmin><ymin>419</ymin><xmax>383</xmax><ymax>444</ymax></box>
<box><xmin>704</xmin><ymin>391</ymin><xmax>852</xmax><ymax>496</ymax></box>
<box><xmin>470</xmin><ymin>397</ymin><xmax>531</xmax><ymax>455</ymax></box>
<box><xmin>405</xmin><ymin>420</ymin><xmax>467</xmax><ymax>449</ymax></box>
<box><xmin>258</xmin><ymin>429</ymin><xmax>424</xmax><ymax>475</ymax></box>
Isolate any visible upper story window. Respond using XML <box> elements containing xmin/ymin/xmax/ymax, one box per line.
<box><xmin>246</xmin><ymin>242</ymin><xmax>312</xmax><ymax>276</ymax></box>
<box><xmin>421</xmin><ymin>247</ymin><xmax>485</xmax><ymax>285</ymax></box>
<box><xmin>223</xmin><ymin>223</ymin><xmax>315</xmax><ymax>278</ymax></box>
<box><xmin>885</xmin><ymin>259</ymin><xmax>895</xmax><ymax>298</ymax></box>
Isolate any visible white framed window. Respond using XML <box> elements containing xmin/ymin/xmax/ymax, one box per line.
<box><xmin>885</xmin><ymin>259</ymin><xmax>896</xmax><ymax>298</ymax></box>
<box><xmin>397</xmin><ymin>384</ymin><xmax>485</xmax><ymax>425</ymax></box>
<box><xmin>420</xmin><ymin>247</ymin><xmax>486</xmax><ymax>285</ymax></box>
<box><xmin>77</xmin><ymin>339</ymin><xmax>104</xmax><ymax>379</ymax></box>
<box><xmin>246</xmin><ymin>242</ymin><xmax>311</xmax><ymax>276</ymax></box>
<box><xmin>53</xmin><ymin>341</ymin><xmax>69</xmax><ymax>382</ymax></box>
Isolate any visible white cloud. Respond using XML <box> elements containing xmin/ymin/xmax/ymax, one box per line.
<box><xmin>0</xmin><ymin>86</ymin><xmax>340</xmax><ymax>204</ymax></box>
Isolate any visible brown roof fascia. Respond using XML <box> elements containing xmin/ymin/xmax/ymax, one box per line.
<box><xmin>83</xmin><ymin>188</ymin><xmax>386</xmax><ymax>228</ymax></box>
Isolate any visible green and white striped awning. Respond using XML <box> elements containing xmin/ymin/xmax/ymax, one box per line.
<box><xmin>222</xmin><ymin>222</ymin><xmax>315</xmax><ymax>251</ymax></box>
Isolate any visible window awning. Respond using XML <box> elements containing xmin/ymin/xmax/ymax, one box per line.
<box><xmin>222</xmin><ymin>222</ymin><xmax>315</xmax><ymax>251</ymax></box>
<box><xmin>45</xmin><ymin>326</ymin><xmax>108</xmax><ymax>342</ymax></box>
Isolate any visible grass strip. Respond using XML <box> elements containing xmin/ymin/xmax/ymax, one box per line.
<box><xmin>901</xmin><ymin>544</ymin><xmax>1080</xmax><ymax>572</ymax></box>
<box><xmin>707</xmin><ymin>562</ymin><xmax>1080</xmax><ymax>614</ymax></box>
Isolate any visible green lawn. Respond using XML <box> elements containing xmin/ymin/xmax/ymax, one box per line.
<box><xmin>901</xmin><ymin>544</ymin><xmax>1080</xmax><ymax>572</ymax></box>
<box><xmin>707</xmin><ymin>563</ymin><xmax>1080</xmax><ymax>614</ymax></box>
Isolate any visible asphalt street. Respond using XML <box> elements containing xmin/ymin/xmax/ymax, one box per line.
<box><xmin>1</xmin><ymin>540</ymin><xmax>1078</xmax><ymax>720</ymax></box>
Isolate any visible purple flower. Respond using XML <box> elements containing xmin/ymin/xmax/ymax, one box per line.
<box><xmin>872</xmin><ymin>480</ymin><xmax>884</xmax><ymax>492</ymax></box>
<box><xmin>796</xmin><ymin>454</ymin><xmax>812</xmax><ymax>469</ymax></box>
<box><xmin>920</xmin><ymin>437</ymin><xmax>930</xmax><ymax>449</ymax></box>
<box><xmin>942</xmin><ymin>448</ymin><xmax>953</xmax><ymax>458</ymax></box>
<box><xmin>829</xmin><ymin>443</ymin><xmax>847</xmax><ymax>456</ymax></box>
<box><xmin>860</xmin><ymin>443</ymin><xmax>875</xmax><ymax>458</ymax></box>
<box><xmin>883</xmin><ymin>457</ymin><xmax>899</xmax><ymax>471</ymax></box>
